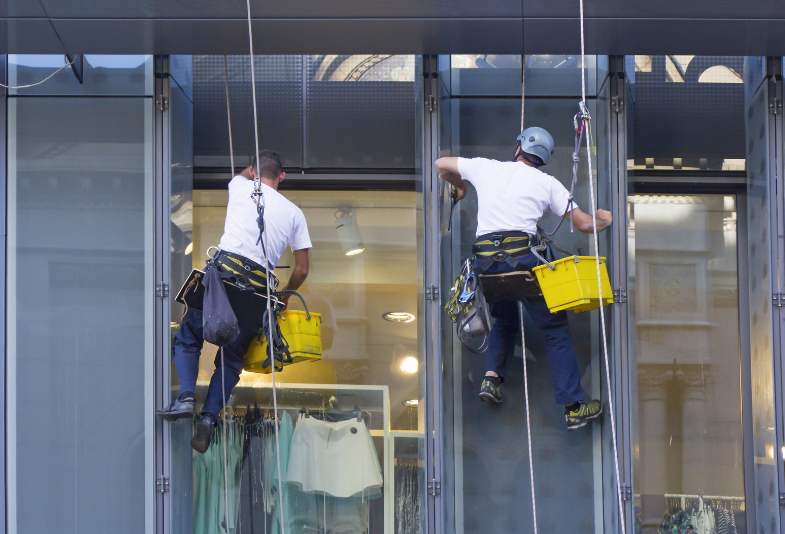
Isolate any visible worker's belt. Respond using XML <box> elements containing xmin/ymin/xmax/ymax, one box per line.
<box><xmin>213</xmin><ymin>250</ymin><xmax>274</xmax><ymax>292</ymax></box>
<box><xmin>473</xmin><ymin>231</ymin><xmax>534</xmax><ymax>274</ymax></box>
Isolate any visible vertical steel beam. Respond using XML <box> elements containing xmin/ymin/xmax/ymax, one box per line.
<box><xmin>766</xmin><ymin>56</ymin><xmax>785</xmax><ymax>532</ymax></box>
<box><xmin>423</xmin><ymin>54</ymin><xmax>443</xmax><ymax>534</ymax></box>
<box><xmin>154</xmin><ymin>55</ymin><xmax>172</xmax><ymax>534</ymax></box>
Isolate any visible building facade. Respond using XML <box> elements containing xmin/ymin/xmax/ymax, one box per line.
<box><xmin>2</xmin><ymin>49</ymin><xmax>785</xmax><ymax>534</ymax></box>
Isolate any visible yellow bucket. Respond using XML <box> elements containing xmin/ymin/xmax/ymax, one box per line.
<box><xmin>243</xmin><ymin>310</ymin><xmax>322</xmax><ymax>374</ymax></box>
<box><xmin>532</xmin><ymin>256</ymin><xmax>613</xmax><ymax>313</ymax></box>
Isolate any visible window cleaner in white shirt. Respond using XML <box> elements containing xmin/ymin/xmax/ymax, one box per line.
<box><xmin>158</xmin><ymin>150</ymin><xmax>313</xmax><ymax>452</ymax></box>
<box><xmin>435</xmin><ymin>127</ymin><xmax>612</xmax><ymax>431</ymax></box>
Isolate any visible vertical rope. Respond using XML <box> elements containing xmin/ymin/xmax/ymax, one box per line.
<box><xmin>245</xmin><ymin>1</ymin><xmax>287</xmax><ymax>533</ymax></box>
<box><xmin>519</xmin><ymin>301</ymin><xmax>538</xmax><ymax>534</ymax></box>
<box><xmin>220</xmin><ymin>347</ymin><xmax>230</xmax><ymax>531</ymax></box>
<box><xmin>578</xmin><ymin>0</ymin><xmax>626</xmax><ymax>531</ymax></box>
<box><xmin>521</xmin><ymin>55</ymin><xmax>526</xmax><ymax>133</ymax></box>
<box><xmin>224</xmin><ymin>56</ymin><xmax>235</xmax><ymax>178</ymax></box>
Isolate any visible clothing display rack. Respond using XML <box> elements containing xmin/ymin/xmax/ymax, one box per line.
<box><xmin>661</xmin><ymin>494</ymin><xmax>745</xmax><ymax>534</ymax></box>
<box><xmin>194</xmin><ymin>382</ymin><xmax>393</xmax><ymax>534</ymax></box>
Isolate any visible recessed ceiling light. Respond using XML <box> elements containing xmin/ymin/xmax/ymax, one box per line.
<box><xmin>403</xmin><ymin>399</ymin><xmax>418</xmax><ymax>407</ymax></box>
<box><xmin>184</xmin><ymin>242</ymin><xmax>193</xmax><ymax>255</ymax></box>
<box><xmin>345</xmin><ymin>246</ymin><xmax>365</xmax><ymax>256</ymax></box>
<box><xmin>400</xmin><ymin>356</ymin><xmax>419</xmax><ymax>374</ymax></box>
<box><xmin>382</xmin><ymin>312</ymin><xmax>415</xmax><ymax>323</ymax></box>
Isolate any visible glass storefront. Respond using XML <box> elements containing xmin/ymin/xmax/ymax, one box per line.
<box><xmin>5</xmin><ymin>56</ymin><xmax>155</xmax><ymax>533</ymax></box>
<box><xmin>168</xmin><ymin>55</ymin><xmax>426</xmax><ymax>534</ymax></box>
<box><xmin>4</xmin><ymin>52</ymin><xmax>785</xmax><ymax>534</ymax></box>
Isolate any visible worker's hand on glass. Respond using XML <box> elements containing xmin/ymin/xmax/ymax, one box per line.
<box><xmin>594</xmin><ymin>208</ymin><xmax>613</xmax><ymax>231</ymax></box>
<box><xmin>450</xmin><ymin>184</ymin><xmax>467</xmax><ymax>202</ymax></box>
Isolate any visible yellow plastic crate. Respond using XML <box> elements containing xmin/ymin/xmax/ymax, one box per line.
<box><xmin>532</xmin><ymin>256</ymin><xmax>613</xmax><ymax>313</ymax></box>
<box><xmin>244</xmin><ymin>310</ymin><xmax>322</xmax><ymax>374</ymax></box>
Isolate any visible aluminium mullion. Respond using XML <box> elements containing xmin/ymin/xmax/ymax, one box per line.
<box><xmin>153</xmin><ymin>55</ymin><xmax>170</xmax><ymax>534</ymax></box>
<box><xmin>613</xmin><ymin>72</ymin><xmax>635</xmax><ymax>534</ymax></box>
<box><xmin>771</xmin><ymin>72</ymin><xmax>785</xmax><ymax>531</ymax></box>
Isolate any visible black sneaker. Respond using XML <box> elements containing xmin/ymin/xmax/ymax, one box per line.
<box><xmin>565</xmin><ymin>400</ymin><xmax>603</xmax><ymax>430</ymax></box>
<box><xmin>190</xmin><ymin>414</ymin><xmax>216</xmax><ymax>453</ymax></box>
<box><xmin>479</xmin><ymin>379</ymin><xmax>503</xmax><ymax>404</ymax></box>
<box><xmin>156</xmin><ymin>397</ymin><xmax>194</xmax><ymax>421</ymax></box>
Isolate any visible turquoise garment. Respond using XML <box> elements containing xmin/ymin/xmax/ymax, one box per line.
<box><xmin>271</xmin><ymin>411</ymin><xmax>293</xmax><ymax>534</ymax></box>
<box><xmin>193</xmin><ymin>419</ymin><xmax>246</xmax><ymax>534</ymax></box>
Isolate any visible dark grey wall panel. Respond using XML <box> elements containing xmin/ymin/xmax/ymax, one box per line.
<box><xmin>38</xmin><ymin>0</ymin><xmax>522</xmax><ymax>19</ymax></box>
<box><xmin>0</xmin><ymin>19</ymin><xmax>66</xmax><ymax>54</ymax></box>
<box><xmin>1</xmin><ymin>17</ymin><xmax>785</xmax><ymax>55</ymax></box>
<box><xmin>0</xmin><ymin>1</ymin><xmax>46</xmax><ymax>17</ymax></box>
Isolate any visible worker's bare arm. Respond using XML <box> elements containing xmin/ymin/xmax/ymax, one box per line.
<box><xmin>435</xmin><ymin>157</ymin><xmax>468</xmax><ymax>201</ymax></box>
<box><xmin>570</xmin><ymin>207</ymin><xmax>612</xmax><ymax>233</ymax></box>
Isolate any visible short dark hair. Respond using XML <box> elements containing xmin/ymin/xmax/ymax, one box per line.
<box><xmin>251</xmin><ymin>150</ymin><xmax>284</xmax><ymax>179</ymax></box>
<box><xmin>522</xmin><ymin>152</ymin><xmax>544</xmax><ymax>167</ymax></box>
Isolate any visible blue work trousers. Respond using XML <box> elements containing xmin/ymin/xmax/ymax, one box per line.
<box><xmin>173</xmin><ymin>309</ymin><xmax>257</xmax><ymax>419</ymax></box>
<box><xmin>475</xmin><ymin>252</ymin><xmax>584</xmax><ymax>405</ymax></box>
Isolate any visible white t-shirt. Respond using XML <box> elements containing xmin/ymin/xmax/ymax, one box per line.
<box><xmin>218</xmin><ymin>176</ymin><xmax>312</xmax><ymax>268</ymax></box>
<box><xmin>457</xmin><ymin>157</ymin><xmax>577</xmax><ymax>237</ymax></box>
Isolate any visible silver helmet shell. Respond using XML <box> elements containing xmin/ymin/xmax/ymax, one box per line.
<box><xmin>516</xmin><ymin>127</ymin><xmax>555</xmax><ymax>165</ymax></box>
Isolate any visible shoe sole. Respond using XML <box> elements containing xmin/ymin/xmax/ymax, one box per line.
<box><xmin>567</xmin><ymin>404</ymin><xmax>603</xmax><ymax>431</ymax></box>
<box><xmin>190</xmin><ymin>437</ymin><xmax>210</xmax><ymax>454</ymax></box>
<box><xmin>156</xmin><ymin>410</ymin><xmax>194</xmax><ymax>422</ymax></box>
<box><xmin>479</xmin><ymin>392</ymin><xmax>502</xmax><ymax>404</ymax></box>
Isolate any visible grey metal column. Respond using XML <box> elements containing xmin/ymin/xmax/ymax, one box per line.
<box><xmin>154</xmin><ymin>55</ymin><xmax>172</xmax><ymax>534</ymax></box>
<box><xmin>766</xmin><ymin>57</ymin><xmax>785</xmax><ymax>532</ymax></box>
<box><xmin>423</xmin><ymin>54</ymin><xmax>444</xmax><ymax>534</ymax></box>
<box><xmin>0</xmin><ymin>54</ymin><xmax>8</xmax><ymax>532</ymax></box>
<box><xmin>608</xmin><ymin>57</ymin><xmax>634</xmax><ymax>534</ymax></box>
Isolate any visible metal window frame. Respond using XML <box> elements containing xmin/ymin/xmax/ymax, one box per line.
<box><xmin>154</xmin><ymin>55</ymin><xmax>172</xmax><ymax>534</ymax></box>
<box><xmin>423</xmin><ymin>54</ymin><xmax>444</xmax><ymax>534</ymax></box>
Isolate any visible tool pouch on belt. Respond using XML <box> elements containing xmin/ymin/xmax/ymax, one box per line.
<box><xmin>202</xmin><ymin>265</ymin><xmax>241</xmax><ymax>346</ymax></box>
<box><xmin>445</xmin><ymin>260</ymin><xmax>492</xmax><ymax>354</ymax></box>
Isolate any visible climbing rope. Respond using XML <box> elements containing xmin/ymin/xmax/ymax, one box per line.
<box><xmin>519</xmin><ymin>301</ymin><xmax>538</xmax><ymax>534</ymax></box>
<box><xmin>578</xmin><ymin>0</ymin><xmax>627</xmax><ymax>530</ymax></box>
<box><xmin>245</xmin><ymin>1</ymin><xmax>288</xmax><ymax>532</ymax></box>
<box><xmin>518</xmin><ymin>2</ymin><xmax>627</xmax><ymax>533</ymax></box>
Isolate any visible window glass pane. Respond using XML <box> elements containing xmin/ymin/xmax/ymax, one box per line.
<box><xmin>306</xmin><ymin>55</ymin><xmax>416</xmax><ymax>168</ymax></box>
<box><xmin>8</xmin><ymin>54</ymin><xmax>153</xmax><ymax>96</ymax></box>
<box><xmin>6</xmin><ymin>96</ymin><xmax>154</xmax><ymax>533</ymax></box>
<box><xmin>629</xmin><ymin>194</ymin><xmax>745</xmax><ymax>532</ymax></box>
<box><xmin>629</xmin><ymin>56</ymin><xmax>745</xmax><ymax>172</ymax></box>
<box><xmin>193</xmin><ymin>55</ymin><xmax>303</xmax><ymax>168</ymax></box>
<box><xmin>449</xmin><ymin>55</ymin><xmax>597</xmax><ymax>97</ymax></box>
<box><xmin>441</xmin><ymin>57</ymin><xmax>610</xmax><ymax>533</ymax></box>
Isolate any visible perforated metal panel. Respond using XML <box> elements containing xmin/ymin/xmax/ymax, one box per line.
<box><xmin>305</xmin><ymin>55</ymin><xmax>415</xmax><ymax>169</ymax></box>
<box><xmin>193</xmin><ymin>55</ymin><xmax>303</xmax><ymax>168</ymax></box>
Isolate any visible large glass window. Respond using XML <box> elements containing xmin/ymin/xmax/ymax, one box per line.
<box><xmin>6</xmin><ymin>95</ymin><xmax>155</xmax><ymax>532</ymax></box>
<box><xmin>629</xmin><ymin>194</ymin><xmax>745</xmax><ymax>533</ymax></box>
<box><xmin>439</xmin><ymin>54</ymin><xmax>615</xmax><ymax>534</ymax></box>
<box><xmin>170</xmin><ymin>54</ymin><xmax>425</xmax><ymax>534</ymax></box>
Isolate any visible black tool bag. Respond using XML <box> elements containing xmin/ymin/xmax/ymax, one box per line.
<box><xmin>201</xmin><ymin>265</ymin><xmax>241</xmax><ymax>346</ymax></box>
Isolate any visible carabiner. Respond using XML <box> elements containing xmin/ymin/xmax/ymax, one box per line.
<box><xmin>458</xmin><ymin>272</ymin><xmax>477</xmax><ymax>304</ymax></box>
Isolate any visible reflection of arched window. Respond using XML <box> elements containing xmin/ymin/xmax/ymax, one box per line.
<box><xmin>311</xmin><ymin>55</ymin><xmax>414</xmax><ymax>82</ymax></box>
<box><xmin>698</xmin><ymin>65</ymin><xmax>743</xmax><ymax>84</ymax></box>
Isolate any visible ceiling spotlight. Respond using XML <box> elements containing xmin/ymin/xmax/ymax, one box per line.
<box><xmin>382</xmin><ymin>312</ymin><xmax>415</xmax><ymax>323</ymax></box>
<box><xmin>335</xmin><ymin>210</ymin><xmax>364</xmax><ymax>256</ymax></box>
<box><xmin>400</xmin><ymin>356</ymin><xmax>419</xmax><ymax>374</ymax></box>
<box><xmin>184</xmin><ymin>242</ymin><xmax>193</xmax><ymax>256</ymax></box>
<box><xmin>403</xmin><ymin>399</ymin><xmax>419</xmax><ymax>407</ymax></box>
